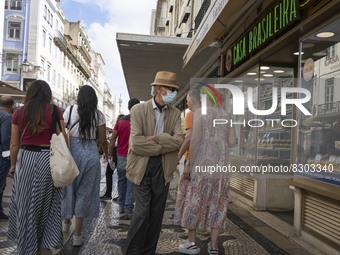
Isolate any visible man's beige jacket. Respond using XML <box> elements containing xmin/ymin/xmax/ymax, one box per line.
<box><xmin>126</xmin><ymin>99</ymin><xmax>184</xmax><ymax>185</ymax></box>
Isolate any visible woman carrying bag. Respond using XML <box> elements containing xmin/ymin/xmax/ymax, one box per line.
<box><xmin>8</xmin><ymin>80</ymin><xmax>66</xmax><ymax>255</ymax></box>
<box><xmin>61</xmin><ymin>85</ymin><xmax>108</xmax><ymax>246</ymax></box>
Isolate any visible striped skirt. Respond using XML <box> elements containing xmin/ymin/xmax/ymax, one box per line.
<box><xmin>8</xmin><ymin>148</ymin><xmax>63</xmax><ymax>255</ymax></box>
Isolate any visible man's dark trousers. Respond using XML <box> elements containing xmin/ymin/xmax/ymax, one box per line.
<box><xmin>124</xmin><ymin>155</ymin><xmax>170</xmax><ymax>255</ymax></box>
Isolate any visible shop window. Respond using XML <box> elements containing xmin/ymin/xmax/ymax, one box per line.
<box><xmin>8</xmin><ymin>21</ymin><xmax>21</xmax><ymax>40</ymax></box>
<box><xmin>298</xmin><ymin>18</ymin><xmax>340</xmax><ymax>186</ymax></box>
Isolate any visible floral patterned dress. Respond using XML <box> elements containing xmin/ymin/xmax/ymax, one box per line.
<box><xmin>174</xmin><ymin>106</ymin><xmax>231</xmax><ymax>230</ymax></box>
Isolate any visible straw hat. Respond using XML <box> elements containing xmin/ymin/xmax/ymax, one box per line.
<box><xmin>150</xmin><ymin>71</ymin><xmax>179</xmax><ymax>89</ymax></box>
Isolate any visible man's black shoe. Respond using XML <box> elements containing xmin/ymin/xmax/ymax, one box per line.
<box><xmin>0</xmin><ymin>212</ymin><xmax>9</xmax><ymax>220</ymax></box>
<box><xmin>124</xmin><ymin>213</ymin><xmax>132</xmax><ymax>220</ymax></box>
<box><xmin>100</xmin><ymin>194</ymin><xmax>112</xmax><ymax>200</ymax></box>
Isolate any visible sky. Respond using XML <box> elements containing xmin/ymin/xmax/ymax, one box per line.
<box><xmin>60</xmin><ymin>0</ymin><xmax>157</xmax><ymax>114</ymax></box>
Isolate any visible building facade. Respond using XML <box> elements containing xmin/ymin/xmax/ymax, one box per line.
<box><xmin>1</xmin><ymin>0</ymin><xmax>115</xmax><ymax>124</ymax></box>
<box><xmin>2</xmin><ymin>0</ymin><xmax>30</xmax><ymax>89</ymax></box>
<box><xmin>152</xmin><ymin>0</ymin><xmax>195</xmax><ymax>38</ymax></box>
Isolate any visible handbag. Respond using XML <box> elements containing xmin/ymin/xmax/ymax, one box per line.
<box><xmin>50</xmin><ymin>105</ymin><xmax>79</xmax><ymax>187</ymax></box>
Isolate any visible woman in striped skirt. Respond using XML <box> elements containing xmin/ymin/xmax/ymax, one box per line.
<box><xmin>8</xmin><ymin>80</ymin><xmax>67</xmax><ymax>255</ymax></box>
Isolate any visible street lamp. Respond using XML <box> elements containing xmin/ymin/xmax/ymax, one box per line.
<box><xmin>20</xmin><ymin>59</ymin><xmax>30</xmax><ymax>73</ymax></box>
<box><xmin>20</xmin><ymin>56</ymin><xmax>30</xmax><ymax>91</ymax></box>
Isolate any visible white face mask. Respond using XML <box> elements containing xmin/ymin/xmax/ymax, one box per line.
<box><xmin>161</xmin><ymin>89</ymin><xmax>177</xmax><ymax>104</ymax></box>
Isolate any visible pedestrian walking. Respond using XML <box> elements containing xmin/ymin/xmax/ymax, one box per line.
<box><xmin>174</xmin><ymin>86</ymin><xmax>236</xmax><ymax>255</ymax></box>
<box><xmin>0</xmin><ymin>96</ymin><xmax>15</xmax><ymax>220</ymax></box>
<box><xmin>123</xmin><ymin>71</ymin><xmax>183</xmax><ymax>255</ymax></box>
<box><xmin>108</xmin><ymin>99</ymin><xmax>140</xmax><ymax>220</ymax></box>
<box><xmin>8</xmin><ymin>80</ymin><xmax>66</xmax><ymax>255</ymax></box>
<box><xmin>101</xmin><ymin>114</ymin><xmax>124</xmax><ymax>200</ymax></box>
<box><xmin>62</xmin><ymin>85</ymin><xmax>108</xmax><ymax>247</ymax></box>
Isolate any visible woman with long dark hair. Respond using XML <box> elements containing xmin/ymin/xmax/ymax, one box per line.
<box><xmin>8</xmin><ymin>80</ymin><xmax>66</xmax><ymax>254</ymax></box>
<box><xmin>62</xmin><ymin>85</ymin><xmax>108</xmax><ymax>246</ymax></box>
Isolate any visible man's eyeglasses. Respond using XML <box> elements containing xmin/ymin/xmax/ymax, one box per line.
<box><xmin>162</xmin><ymin>86</ymin><xmax>178</xmax><ymax>92</ymax></box>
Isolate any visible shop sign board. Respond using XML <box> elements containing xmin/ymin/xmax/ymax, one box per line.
<box><xmin>227</xmin><ymin>0</ymin><xmax>300</xmax><ymax>71</ymax></box>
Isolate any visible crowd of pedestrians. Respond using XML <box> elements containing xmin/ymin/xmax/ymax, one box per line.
<box><xmin>0</xmin><ymin>71</ymin><xmax>235</xmax><ymax>255</ymax></box>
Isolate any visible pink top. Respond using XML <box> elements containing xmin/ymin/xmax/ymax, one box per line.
<box><xmin>12</xmin><ymin>105</ymin><xmax>64</xmax><ymax>145</ymax></box>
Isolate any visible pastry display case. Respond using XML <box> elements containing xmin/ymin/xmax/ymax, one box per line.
<box><xmin>228</xmin><ymin>66</ymin><xmax>295</xmax><ymax>210</ymax></box>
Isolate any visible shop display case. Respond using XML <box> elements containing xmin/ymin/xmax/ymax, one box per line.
<box><xmin>243</xmin><ymin>77</ymin><xmax>293</xmax><ymax>166</ymax></box>
<box><xmin>229</xmin><ymin>66</ymin><xmax>295</xmax><ymax>211</ymax></box>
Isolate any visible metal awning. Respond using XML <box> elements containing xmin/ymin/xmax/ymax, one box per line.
<box><xmin>183</xmin><ymin>0</ymin><xmax>256</xmax><ymax>67</ymax></box>
<box><xmin>0</xmin><ymin>81</ymin><xmax>26</xmax><ymax>101</ymax></box>
<box><xmin>116</xmin><ymin>33</ymin><xmax>217</xmax><ymax>101</ymax></box>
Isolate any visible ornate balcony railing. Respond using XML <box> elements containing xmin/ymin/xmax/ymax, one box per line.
<box><xmin>313</xmin><ymin>101</ymin><xmax>340</xmax><ymax>116</ymax></box>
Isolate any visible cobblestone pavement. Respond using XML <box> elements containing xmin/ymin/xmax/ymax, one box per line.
<box><xmin>1</xmin><ymin>167</ymin><xmax>293</xmax><ymax>255</ymax></box>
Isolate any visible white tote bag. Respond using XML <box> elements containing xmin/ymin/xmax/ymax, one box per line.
<box><xmin>50</xmin><ymin>105</ymin><xmax>79</xmax><ymax>187</ymax></box>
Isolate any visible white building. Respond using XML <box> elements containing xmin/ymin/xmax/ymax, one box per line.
<box><xmin>152</xmin><ymin>0</ymin><xmax>195</xmax><ymax>38</ymax></box>
<box><xmin>103</xmin><ymin>82</ymin><xmax>115</xmax><ymax>128</ymax></box>
<box><xmin>89</xmin><ymin>51</ymin><xmax>104</xmax><ymax>112</ymax></box>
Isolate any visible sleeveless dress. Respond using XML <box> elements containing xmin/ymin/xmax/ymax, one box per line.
<box><xmin>174</xmin><ymin>106</ymin><xmax>231</xmax><ymax>230</ymax></box>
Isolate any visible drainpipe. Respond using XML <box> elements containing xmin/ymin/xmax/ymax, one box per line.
<box><xmin>23</xmin><ymin>0</ymin><xmax>29</xmax><ymax>61</ymax></box>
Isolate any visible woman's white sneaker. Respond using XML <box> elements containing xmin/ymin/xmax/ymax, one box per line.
<box><xmin>178</xmin><ymin>239</ymin><xmax>200</xmax><ymax>254</ymax></box>
<box><xmin>62</xmin><ymin>221</ymin><xmax>71</xmax><ymax>232</ymax></box>
<box><xmin>207</xmin><ymin>242</ymin><xmax>218</xmax><ymax>255</ymax></box>
<box><xmin>73</xmin><ymin>235</ymin><xmax>84</xmax><ymax>247</ymax></box>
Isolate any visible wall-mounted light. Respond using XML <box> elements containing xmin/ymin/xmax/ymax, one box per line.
<box><xmin>21</xmin><ymin>59</ymin><xmax>30</xmax><ymax>73</ymax></box>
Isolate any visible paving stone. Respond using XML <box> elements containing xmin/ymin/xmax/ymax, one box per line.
<box><xmin>0</xmin><ymin>166</ymin><xmax>310</xmax><ymax>255</ymax></box>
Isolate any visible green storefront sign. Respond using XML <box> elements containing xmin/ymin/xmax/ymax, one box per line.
<box><xmin>232</xmin><ymin>0</ymin><xmax>299</xmax><ymax>67</ymax></box>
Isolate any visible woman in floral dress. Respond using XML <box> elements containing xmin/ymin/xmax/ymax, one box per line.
<box><xmin>174</xmin><ymin>87</ymin><xmax>236</xmax><ymax>255</ymax></box>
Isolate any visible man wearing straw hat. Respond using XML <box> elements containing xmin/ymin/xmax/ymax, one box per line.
<box><xmin>124</xmin><ymin>71</ymin><xmax>184</xmax><ymax>255</ymax></box>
